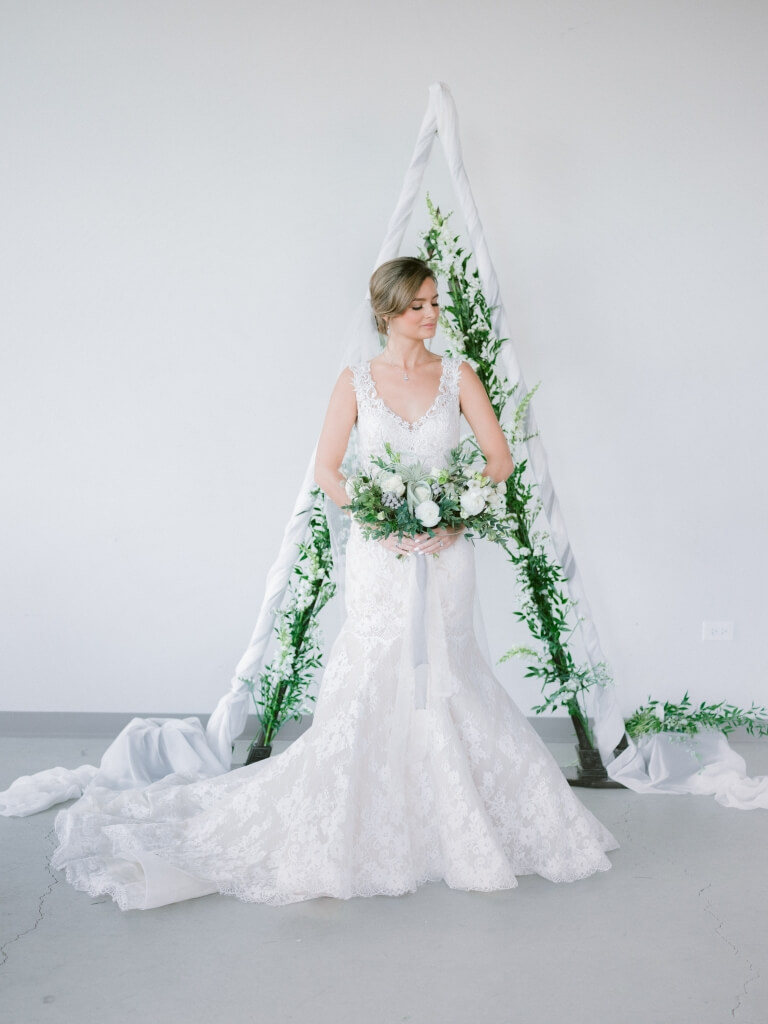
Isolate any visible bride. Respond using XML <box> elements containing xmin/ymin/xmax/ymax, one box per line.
<box><xmin>52</xmin><ymin>257</ymin><xmax>617</xmax><ymax>909</ymax></box>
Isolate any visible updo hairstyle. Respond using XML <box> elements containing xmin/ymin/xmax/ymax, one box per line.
<box><xmin>369</xmin><ymin>257</ymin><xmax>436</xmax><ymax>336</ymax></box>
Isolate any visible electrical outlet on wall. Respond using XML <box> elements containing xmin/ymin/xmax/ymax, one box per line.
<box><xmin>701</xmin><ymin>621</ymin><xmax>734</xmax><ymax>640</ymax></box>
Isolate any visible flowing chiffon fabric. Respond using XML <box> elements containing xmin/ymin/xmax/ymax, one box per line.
<box><xmin>51</xmin><ymin>357</ymin><xmax>617</xmax><ymax>909</ymax></box>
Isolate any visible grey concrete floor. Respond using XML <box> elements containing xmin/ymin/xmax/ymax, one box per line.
<box><xmin>1</xmin><ymin>736</ymin><xmax>767</xmax><ymax>1024</ymax></box>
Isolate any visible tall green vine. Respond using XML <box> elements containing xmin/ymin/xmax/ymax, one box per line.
<box><xmin>420</xmin><ymin>197</ymin><xmax>605</xmax><ymax>751</ymax></box>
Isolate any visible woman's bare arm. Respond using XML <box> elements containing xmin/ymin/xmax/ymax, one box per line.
<box><xmin>458</xmin><ymin>362</ymin><xmax>515</xmax><ymax>482</ymax></box>
<box><xmin>314</xmin><ymin>368</ymin><xmax>358</xmax><ymax>509</ymax></box>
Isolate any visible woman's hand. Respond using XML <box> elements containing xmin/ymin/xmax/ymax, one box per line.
<box><xmin>379</xmin><ymin>526</ymin><xmax>465</xmax><ymax>557</ymax></box>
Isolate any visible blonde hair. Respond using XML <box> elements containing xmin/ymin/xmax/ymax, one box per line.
<box><xmin>369</xmin><ymin>257</ymin><xmax>436</xmax><ymax>336</ymax></box>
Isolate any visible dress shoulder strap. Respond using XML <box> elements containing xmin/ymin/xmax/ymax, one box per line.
<box><xmin>349</xmin><ymin>362</ymin><xmax>376</xmax><ymax>404</ymax></box>
<box><xmin>441</xmin><ymin>356</ymin><xmax>463</xmax><ymax>396</ymax></box>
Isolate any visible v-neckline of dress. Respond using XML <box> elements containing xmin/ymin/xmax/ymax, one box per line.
<box><xmin>366</xmin><ymin>356</ymin><xmax>447</xmax><ymax>431</ymax></box>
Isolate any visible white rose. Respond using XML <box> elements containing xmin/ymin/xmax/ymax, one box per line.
<box><xmin>414</xmin><ymin>500</ymin><xmax>441</xmax><ymax>528</ymax></box>
<box><xmin>460</xmin><ymin>489</ymin><xmax>487</xmax><ymax>517</ymax></box>
<box><xmin>496</xmin><ymin>480</ymin><xmax>507</xmax><ymax>495</ymax></box>
<box><xmin>379</xmin><ymin>472</ymin><xmax>406</xmax><ymax>497</ymax></box>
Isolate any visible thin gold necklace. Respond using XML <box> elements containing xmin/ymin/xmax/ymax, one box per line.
<box><xmin>383</xmin><ymin>346</ymin><xmax>412</xmax><ymax>382</ymax></box>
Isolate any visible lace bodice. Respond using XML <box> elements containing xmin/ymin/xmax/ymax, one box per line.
<box><xmin>350</xmin><ymin>356</ymin><xmax>462</xmax><ymax>470</ymax></box>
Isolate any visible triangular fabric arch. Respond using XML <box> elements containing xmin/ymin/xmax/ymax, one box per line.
<box><xmin>206</xmin><ymin>81</ymin><xmax>628</xmax><ymax>768</ymax></box>
<box><xmin>1</xmin><ymin>81</ymin><xmax>630</xmax><ymax>817</ymax></box>
<box><xmin>8</xmin><ymin>82</ymin><xmax>768</xmax><ymax>817</ymax></box>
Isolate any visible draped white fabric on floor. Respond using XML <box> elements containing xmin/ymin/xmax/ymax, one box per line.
<box><xmin>2</xmin><ymin>82</ymin><xmax>766</xmax><ymax>817</ymax></box>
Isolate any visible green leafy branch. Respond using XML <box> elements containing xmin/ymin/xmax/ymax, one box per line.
<box><xmin>625</xmin><ymin>693</ymin><xmax>768</xmax><ymax>739</ymax></box>
<box><xmin>240</xmin><ymin>490</ymin><xmax>336</xmax><ymax>751</ymax></box>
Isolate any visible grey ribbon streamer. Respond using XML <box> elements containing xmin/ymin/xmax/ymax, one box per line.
<box><xmin>411</xmin><ymin>554</ymin><xmax>429</xmax><ymax>711</ymax></box>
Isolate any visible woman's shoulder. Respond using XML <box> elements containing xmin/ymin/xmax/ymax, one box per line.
<box><xmin>345</xmin><ymin>361</ymin><xmax>373</xmax><ymax>383</ymax></box>
<box><xmin>449</xmin><ymin>356</ymin><xmax>481</xmax><ymax>384</ymax></box>
<box><xmin>341</xmin><ymin>362</ymin><xmax>377</xmax><ymax>402</ymax></box>
<box><xmin>444</xmin><ymin>353</ymin><xmax>471</xmax><ymax>369</ymax></box>
<box><xmin>441</xmin><ymin>353</ymin><xmax>470</xmax><ymax>391</ymax></box>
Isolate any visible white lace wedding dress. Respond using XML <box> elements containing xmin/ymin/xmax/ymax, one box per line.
<box><xmin>52</xmin><ymin>356</ymin><xmax>617</xmax><ymax>909</ymax></box>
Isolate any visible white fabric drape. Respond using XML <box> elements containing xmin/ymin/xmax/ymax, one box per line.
<box><xmin>0</xmin><ymin>718</ymin><xmax>229</xmax><ymax>817</ymax></box>
<box><xmin>608</xmin><ymin>732</ymin><xmax>768</xmax><ymax>810</ymax></box>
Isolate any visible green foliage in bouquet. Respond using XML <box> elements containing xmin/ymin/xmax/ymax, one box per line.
<box><xmin>344</xmin><ymin>441</ymin><xmax>512</xmax><ymax>546</ymax></box>
<box><xmin>240</xmin><ymin>490</ymin><xmax>336</xmax><ymax>754</ymax></box>
<box><xmin>625</xmin><ymin>692</ymin><xmax>768</xmax><ymax>739</ymax></box>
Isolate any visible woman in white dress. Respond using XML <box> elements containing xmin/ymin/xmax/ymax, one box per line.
<box><xmin>52</xmin><ymin>258</ymin><xmax>617</xmax><ymax>909</ymax></box>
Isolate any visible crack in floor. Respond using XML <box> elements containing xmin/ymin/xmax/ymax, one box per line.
<box><xmin>609</xmin><ymin>788</ymin><xmax>635</xmax><ymax>839</ymax></box>
<box><xmin>697</xmin><ymin>881</ymin><xmax>760</xmax><ymax>1020</ymax></box>
<box><xmin>0</xmin><ymin>828</ymin><xmax>60</xmax><ymax>969</ymax></box>
<box><xmin>627</xmin><ymin>814</ymin><xmax>762</xmax><ymax>1021</ymax></box>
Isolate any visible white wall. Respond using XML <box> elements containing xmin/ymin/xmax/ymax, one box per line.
<box><xmin>1</xmin><ymin>1</ymin><xmax>766</xmax><ymax>721</ymax></box>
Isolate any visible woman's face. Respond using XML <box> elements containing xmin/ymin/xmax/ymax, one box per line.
<box><xmin>389</xmin><ymin>278</ymin><xmax>439</xmax><ymax>341</ymax></box>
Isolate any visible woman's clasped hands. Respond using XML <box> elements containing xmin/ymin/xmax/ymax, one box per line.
<box><xmin>379</xmin><ymin>527</ymin><xmax>464</xmax><ymax>557</ymax></box>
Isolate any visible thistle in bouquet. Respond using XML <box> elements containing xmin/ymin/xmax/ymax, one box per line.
<box><xmin>344</xmin><ymin>442</ymin><xmax>515</xmax><ymax>547</ymax></box>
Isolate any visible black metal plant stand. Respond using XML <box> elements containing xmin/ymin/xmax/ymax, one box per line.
<box><xmin>563</xmin><ymin>733</ymin><xmax>628</xmax><ymax>789</ymax></box>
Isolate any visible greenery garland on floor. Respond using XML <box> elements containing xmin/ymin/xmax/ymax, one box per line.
<box><xmin>625</xmin><ymin>693</ymin><xmax>768</xmax><ymax>739</ymax></box>
<box><xmin>241</xmin><ymin>197</ymin><xmax>767</xmax><ymax>764</ymax></box>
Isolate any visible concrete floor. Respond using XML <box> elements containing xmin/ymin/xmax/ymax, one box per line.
<box><xmin>1</xmin><ymin>735</ymin><xmax>767</xmax><ymax>1024</ymax></box>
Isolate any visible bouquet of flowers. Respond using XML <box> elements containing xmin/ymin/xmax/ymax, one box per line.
<box><xmin>344</xmin><ymin>442</ymin><xmax>515</xmax><ymax>544</ymax></box>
